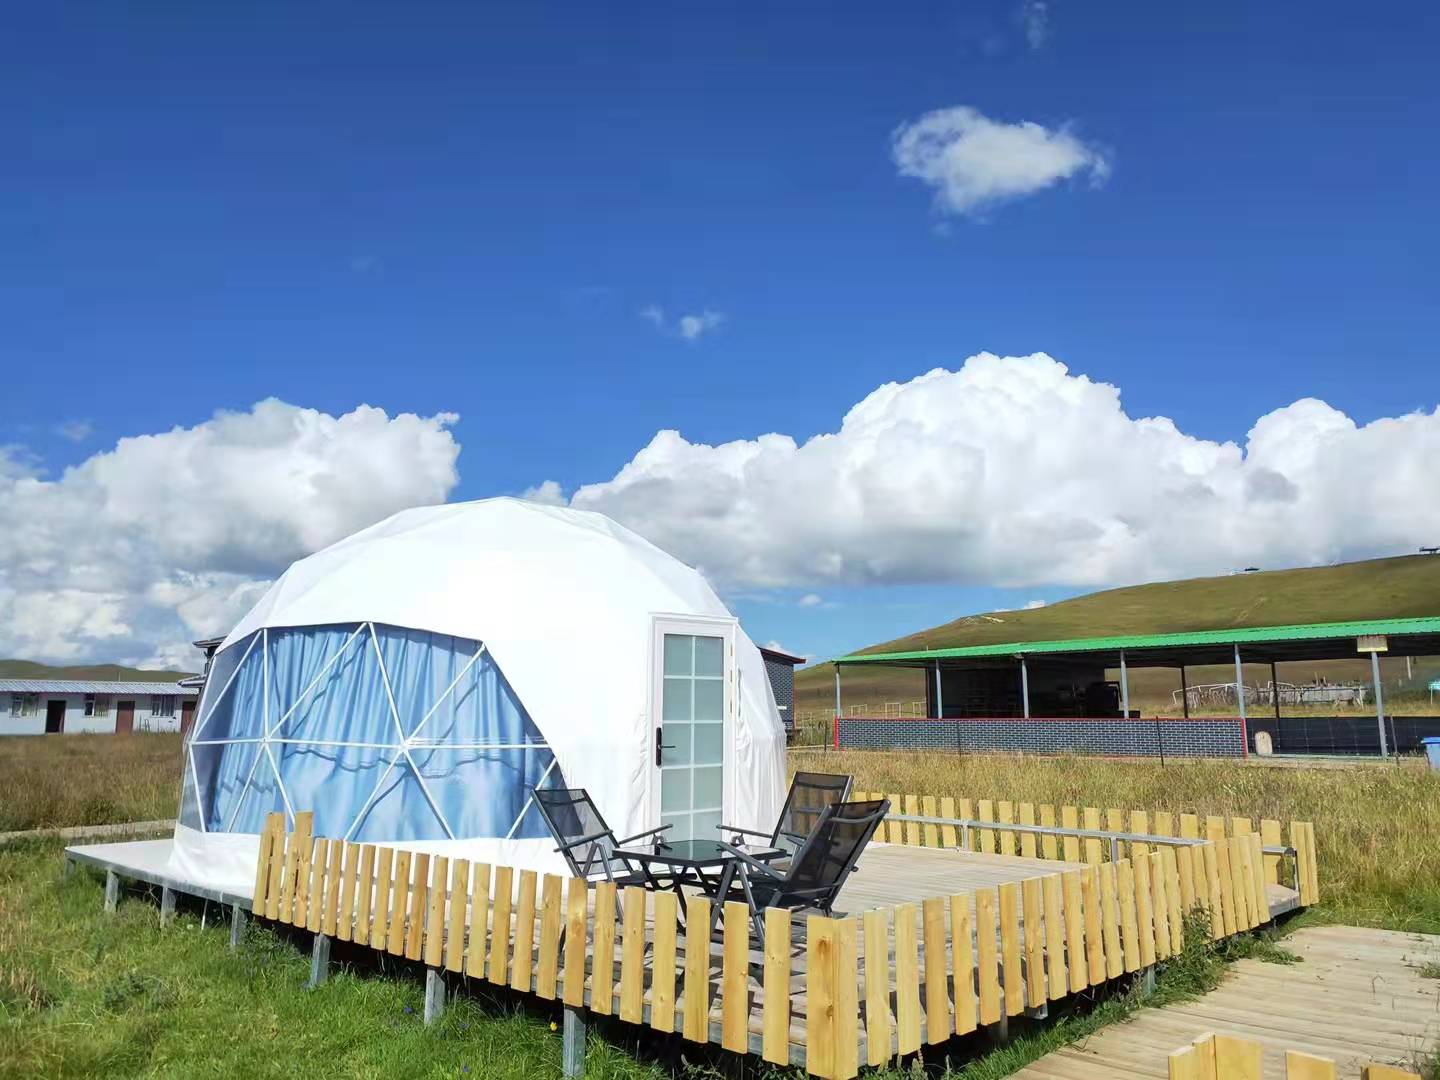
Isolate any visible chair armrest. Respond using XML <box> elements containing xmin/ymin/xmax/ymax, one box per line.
<box><xmin>615</xmin><ymin>824</ymin><xmax>672</xmax><ymax>847</ymax></box>
<box><xmin>717</xmin><ymin>825</ymin><xmax>772</xmax><ymax>842</ymax></box>
<box><xmin>552</xmin><ymin>827</ymin><xmax>613</xmax><ymax>854</ymax></box>
<box><xmin>716</xmin><ymin>842</ymin><xmax>784</xmax><ymax>881</ymax></box>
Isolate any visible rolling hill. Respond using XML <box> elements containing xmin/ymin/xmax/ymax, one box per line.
<box><xmin>0</xmin><ymin>659</ymin><xmax>196</xmax><ymax>682</ymax></box>
<box><xmin>795</xmin><ymin>553</ymin><xmax>1440</xmax><ymax>719</ymax></box>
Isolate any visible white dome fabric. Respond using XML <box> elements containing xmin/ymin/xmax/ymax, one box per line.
<box><xmin>169</xmin><ymin>497</ymin><xmax>787</xmax><ymax>893</ymax></box>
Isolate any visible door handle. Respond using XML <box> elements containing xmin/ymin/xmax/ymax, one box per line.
<box><xmin>656</xmin><ymin>726</ymin><xmax>675</xmax><ymax>767</ymax></box>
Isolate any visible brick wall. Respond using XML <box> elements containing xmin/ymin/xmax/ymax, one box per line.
<box><xmin>835</xmin><ymin>715</ymin><xmax>1247</xmax><ymax>758</ymax></box>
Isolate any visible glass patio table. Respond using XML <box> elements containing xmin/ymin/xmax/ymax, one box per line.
<box><xmin>612</xmin><ymin>839</ymin><xmax>785</xmax><ymax>937</ymax></box>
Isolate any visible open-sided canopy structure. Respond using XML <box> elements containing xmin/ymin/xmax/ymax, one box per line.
<box><xmin>169</xmin><ymin>498</ymin><xmax>786</xmax><ymax>893</ymax></box>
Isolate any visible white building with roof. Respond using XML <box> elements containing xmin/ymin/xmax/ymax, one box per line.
<box><xmin>1</xmin><ymin>678</ymin><xmax>199</xmax><ymax>736</ymax></box>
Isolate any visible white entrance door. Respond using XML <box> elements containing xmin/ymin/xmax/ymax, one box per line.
<box><xmin>654</xmin><ymin>617</ymin><xmax>734</xmax><ymax>842</ymax></box>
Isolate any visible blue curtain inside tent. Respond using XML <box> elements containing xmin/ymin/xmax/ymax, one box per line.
<box><xmin>182</xmin><ymin>623</ymin><xmax>560</xmax><ymax>841</ymax></box>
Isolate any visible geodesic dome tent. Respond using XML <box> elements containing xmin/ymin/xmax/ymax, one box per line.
<box><xmin>169</xmin><ymin>498</ymin><xmax>787</xmax><ymax>893</ymax></box>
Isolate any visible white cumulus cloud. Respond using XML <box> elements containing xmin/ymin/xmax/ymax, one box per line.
<box><xmin>0</xmin><ymin>399</ymin><xmax>461</xmax><ymax>666</ymax></box>
<box><xmin>544</xmin><ymin>352</ymin><xmax>1440</xmax><ymax>591</ymax></box>
<box><xmin>892</xmin><ymin>105</ymin><xmax>1110</xmax><ymax>218</ymax></box>
<box><xmin>640</xmin><ymin>306</ymin><xmax>726</xmax><ymax>342</ymax></box>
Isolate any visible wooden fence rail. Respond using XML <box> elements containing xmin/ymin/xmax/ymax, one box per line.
<box><xmin>853</xmin><ymin>790</ymin><xmax>1321</xmax><ymax>925</ymax></box>
<box><xmin>1168</xmin><ymin>1032</ymin><xmax>1420</xmax><ymax>1079</ymax></box>
<box><xmin>249</xmin><ymin>801</ymin><xmax>1318</xmax><ymax>1080</ymax></box>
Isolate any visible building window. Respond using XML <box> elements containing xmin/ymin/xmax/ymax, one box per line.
<box><xmin>9</xmin><ymin>693</ymin><xmax>39</xmax><ymax>717</ymax></box>
<box><xmin>83</xmin><ymin>694</ymin><xmax>112</xmax><ymax>717</ymax></box>
<box><xmin>150</xmin><ymin>695</ymin><xmax>176</xmax><ymax>718</ymax></box>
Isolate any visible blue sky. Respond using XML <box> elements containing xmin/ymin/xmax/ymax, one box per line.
<box><xmin>4</xmin><ymin>2</ymin><xmax>1438</xmax><ymax>666</ymax></box>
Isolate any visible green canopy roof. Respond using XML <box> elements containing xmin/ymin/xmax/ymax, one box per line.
<box><xmin>834</xmin><ymin>616</ymin><xmax>1440</xmax><ymax>664</ymax></box>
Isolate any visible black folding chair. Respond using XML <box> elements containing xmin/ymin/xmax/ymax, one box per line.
<box><xmin>719</xmin><ymin>797</ymin><xmax>889</xmax><ymax>945</ymax></box>
<box><xmin>531</xmin><ymin>786</ymin><xmax>671</xmax><ymax>889</ymax></box>
<box><xmin>718</xmin><ymin>770</ymin><xmax>853</xmax><ymax>861</ymax></box>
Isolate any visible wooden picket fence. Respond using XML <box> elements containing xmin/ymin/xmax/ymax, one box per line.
<box><xmin>249</xmin><ymin>800</ymin><xmax>1319</xmax><ymax>1080</ymax></box>
<box><xmin>854</xmin><ymin>789</ymin><xmax>1321</xmax><ymax>928</ymax></box>
<box><xmin>1168</xmin><ymin>1032</ymin><xmax>1420</xmax><ymax>1079</ymax></box>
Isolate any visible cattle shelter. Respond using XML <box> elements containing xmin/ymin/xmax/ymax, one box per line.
<box><xmin>832</xmin><ymin>616</ymin><xmax>1440</xmax><ymax>758</ymax></box>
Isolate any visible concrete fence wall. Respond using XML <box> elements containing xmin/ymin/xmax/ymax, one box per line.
<box><xmin>835</xmin><ymin>715</ymin><xmax>1248</xmax><ymax>758</ymax></box>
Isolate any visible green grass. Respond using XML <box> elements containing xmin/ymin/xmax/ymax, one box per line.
<box><xmin>0</xmin><ymin>838</ymin><xmax>674</xmax><ymax>1079</ymax></box>
<box><xmin>0</xmin><ymin>734</ymin><xmax>184</xmax><ymax>833</ymax></box>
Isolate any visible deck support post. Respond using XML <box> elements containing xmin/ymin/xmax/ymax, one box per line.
<box><xmin>1026</xmin><ymin>1002</ymin><xmax>1049</xmax><ymax>1020</ymax></box>
<box><xmin>1119</xmin><ymin>649</ymin><xmax>1130</xmax><ymax>718</ymax></box>
<box><xmin>308</xmin><ymin>933</ymin><xmax>331</xmax><ymax>989</ymax></box>
<box><xmin>562</xmin><ymin>1005</ymin><xmax>586</xmax><ymax>1077</ymax></box>
<box><xmin>159</xmin><ymin>886</ymin><xmax>176</xmax><ymax>925</ymax></box>
<box><xmin>424</xmin><ymin>969</ymin><xmax>446</xmax><ymax>1025</ymax></box>
<box><xmin>104</xmin><ymin>870</ymin><xmax>119</xmax><ymax>913</ymax></box>
<box><xmin>994</xmin><ymin>1010</ymin><xmax>1010</xmax><ymax>1042</ymax></box>
<box><xmin>1139</xmin><ymin>965</ymin><xmax>1156</xmax><ymax>997</ymax></box>
<box><xmin>229</xmin><ymin>904</ymin><xmax>247</xmax><ymax>949</ymax></box>
<box><xmin>1019</xmin><ymin>655</ymin><xmax>1030</xmax><ymax>720</ymax></box>
<box><xmin>1370</xmin><ymin>650</ymin><xmax>1389</xmax><ymax>758</ymax></box>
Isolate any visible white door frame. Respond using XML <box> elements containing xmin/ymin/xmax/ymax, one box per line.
<box><xmin>646</xmin><ymin>612</ymin><xmax>738</xmax><ymax>836</ymax></box>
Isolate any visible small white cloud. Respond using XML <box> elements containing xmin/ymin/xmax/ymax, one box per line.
<box><xmin>640</xmin><ymin>306</ymin><xmax>726</xmax><ymax>342</ymax></box>
<box><xmin>349</xmin><ymin>254</ymin><xmax>383</xmax><ymax>274</ymax></box>
<box><xmin>677</xmin><ymin>311</ymin><xmax>725</xmax><ymax>341</ymax></box>
<box><xmin>1021</xmin><ymin>0</ymin><xmax>1050</xmax><ymax>50</ymax></box>
<box><xmin>892</xmin><ymin>105</ymin><xmax>1110</xmax><ymax>218</ymax></box>
<box><xmin>55</xmin><ymin>420</ymin><xmax>93</xmax><ymax>442</ymax></box>
<box><xmin>1025</xmin><ymin>599</ymin><xmax>1047</xmax><ymax>609</ymax></box>
<box><xmin>797</xmin><ymin>593</ymin><xmax>825</xmax><ymax>608</ymax></box>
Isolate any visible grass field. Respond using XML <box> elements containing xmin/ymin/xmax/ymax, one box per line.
<box><xmin>0</xmin><ymin>734</ymin><xmax>183</xmax><ymax>833</ymax></box>
<box><xmin>3</xmin><ymin>735</ymin><xmax>1438</xmax><ymax>1076</ymax></box>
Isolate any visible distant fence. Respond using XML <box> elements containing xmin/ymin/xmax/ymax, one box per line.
<box><xmin>248</xmin><ymin>800</ymin><xmax>1316</xmax><ymax>1080</ymax></box>
<box><xmin>1168</xmin><ymin>1032</ymin><xmax>1418</xmax><ymax>1079</ymax></box>
<box><xmin>836</xmin><ymin>715</ymin><xmax>1248</xmax><ymax>759</ymax></box>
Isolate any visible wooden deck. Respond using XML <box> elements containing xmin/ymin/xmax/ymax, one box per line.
<box><xmin>838</xmin><ymin>843</ymin><xmax>1088</xmax><ymax>913</ymax></box>
<box><xmin>1012</xmin><ymin>925</ymin><xmax>1440</xmax><ymax>1080</ymax></box>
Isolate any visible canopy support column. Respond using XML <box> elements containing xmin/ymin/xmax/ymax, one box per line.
<box><xmin>833</xmin><ymin>665</ymin><xmax>842</xmax><ymax>718</ymax></box>
<box><xmin>1271</xmin><ymin>660</ymin><xmax>1282</xmax><ymax>722</ymax></box>
<box><xmin>1371</xmin><ymin>650</ymin><xmax>1389</xmax><ymax>758</ymax></box>
<box><xmin>1119</xmin><ymin>649</ymin><xmax>1130</xmax><ymax>719</ymax></box>
<box><xmin>1179</xmin><ymin>665</ymin><xmax>1189</xmax><ymax>719</ymax></box>
<box><xmin>934</xmin><ymin>662</ymin><xmax>944</xmax><ymax>719</ymax></box>
<box><xmin>1019</xmin><ymin>656</ymin><xmax>1030</xmax><ymax>720</ymax></box>
<box><xmin>1234</xmin><ymin>644</ymin><xmax>1247</xmax><ymax>725</ymax></box>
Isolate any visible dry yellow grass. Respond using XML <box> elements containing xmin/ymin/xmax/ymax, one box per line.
<box><xmin>0</xmin><ymin>733</ymin><xmax>183</xmax><ymax>833</ymax></box>
<box><xmin>794</xmin><ymin>747</ymin><xmax>1440</xmax><ymax>932</ymax></box>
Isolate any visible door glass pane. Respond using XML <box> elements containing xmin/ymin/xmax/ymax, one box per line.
<box><xmin>694</xmin><ymin>637</ymin><xmax>723</xmax><ymax>677</ymax></box>
<box><xmin>661</xmin><ymin>772</ymin><xmax>691</xmax><ymax>813</ymax></box>
<box><xmin>693</xmin><ymin>679</ymin><xmax>723</xmax><ymax>723</ymax></box>
<box><xmin>660</xmin><ymin>723</ymin><xmax>691</xmax><ymax>766</ymax></box>
<box><xmin>692</xmin><ymin>810</ymin><xmax>722</xmax><ymax>838</ymax></box>
<box><xmin>663</xmin><ymin>635</ymin><xmax>693</xmax><ymax>676</ymax></box>
<box><xmin>693</xmin><ymin>723</ymin><xmax>723</xmax><ymax>765</ymax></box>
<box><xmin>661</xmin><ymin>678</ymin><xmax>692</xmax><ymax>722</ymax></box>
<box><xmin>692</xmin><ymin>766</ymin><xmax>723</xmax><ymax>810</ymax></box>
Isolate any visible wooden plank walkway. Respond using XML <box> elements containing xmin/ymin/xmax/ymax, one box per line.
<box><xmin>1013</xmin><ymin>926</ymin><xmax>1440</xmax><ymax>1080</ymax></box>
